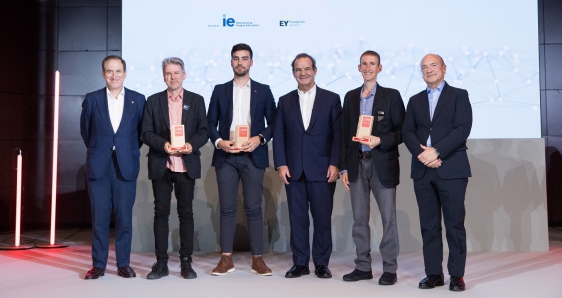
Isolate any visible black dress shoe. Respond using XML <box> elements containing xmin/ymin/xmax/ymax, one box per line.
<box><xmin>449</xmin><ymin>276</ymin><xmax>465</xmax><ymax>291</ymax></box>
<box><xmin>285</xmin><ymin>265</ymin><xmax>310</xmax><ymax>278</ymax></box>
<box><xmin>419</xmin><ymin>274</ymin><xmax>445</xmax><ymax>289</ymax></box>
<box><xmin>343</xmin><ymin>269</ymin><xmax>373</xmax><ymax>282</ymax></box>
<box><xmin>147</xmin><ymin>261</ymin><xmax>169</xmax><ymax>280</ymax></box>
<box><xmin>378</xmin><ymin>272</ymin><xmax>397</xmax><ymax>285</ymax></box>
<box><xmin>85</xmin><ymin>267</ymin><xmax>105</xmax><ymax>280</ymax></box>
<box><xmin>117</xmin><ymin>266</ymin><xmax>136</xmax><ymax>278</ymax></box>
<box><xmin>314</xmin><ymin>265</ymin><xmax>332</xmax><ymax>279</ymax></box>
<box><xmin>180</xmin><ymin>256</ymin><xmax>197</xmax><ymax>279</ymax></box>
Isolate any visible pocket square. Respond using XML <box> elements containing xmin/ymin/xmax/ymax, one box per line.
<box><xmin>183</xmin><ymin>105</ymin><xmax>190</xmax><ymax>110</ymax></box>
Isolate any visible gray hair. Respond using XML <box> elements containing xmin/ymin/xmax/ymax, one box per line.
<box><xmin>162</xmin><ymin>57</ymin><xmax>185</xmax><ymax>72</ymax></box>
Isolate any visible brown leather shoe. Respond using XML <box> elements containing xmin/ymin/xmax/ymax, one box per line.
<box><xmin>117</xmin><ymin>266</ymin><xmax>136</xmax><ymax>278</ymax></box>
<box><xmin>251</xmin><ymin>255</ymin><xmax>272</xmax><ymax>276</ymax></box>
<box><xmin>212</xmin><ymin>254</ymin><xmax>235</xmax><ymax>276</ymax></box>
<box><xmin>85</xmin><ymin>267</ymin><xmax>105</xmax><ymax>279</ymax></box>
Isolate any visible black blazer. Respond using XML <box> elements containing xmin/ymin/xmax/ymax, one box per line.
<box><xmin>340</xmin><ymin>84</ymin><xmax>405</xmax><ymax>188</ymax></box>
<box><xmin>207</xmin><ymin>79</ymin><xmax>276</xmax><ymax>168</ymax></box>
<box><xmin>141</xmin><ymin>89</ymin><xmax>210</xmax><ymax>180</ymax></box>
<box><xmin>273</xmin><ymin>87</ymin><xmax>342</xmax><ymax>181</ymax></box>
<box><xmin>402</xmin><ymin>82</ymin><xmax>472</xmax><ymax>180</ymax></box>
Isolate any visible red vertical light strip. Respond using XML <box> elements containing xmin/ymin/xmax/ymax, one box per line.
<box><xmin>50</xmin><ymin>70</ymin><xmax>60</xmax><ymax>245</ymax></box>
<box><xmin>15</xmin><ymin>153</ymin><xmax>22</xmax><ymax>247</ymax></box>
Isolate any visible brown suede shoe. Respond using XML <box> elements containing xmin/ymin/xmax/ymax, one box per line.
<box><xmin>212</xmin><ymin>254</ymin><xmax>235</xmax><ymax>276</ymax></box>
<box><xmin>251</xmin><ymin>255</ymin><xmax>272</xmax><ymax>276</ymax></box>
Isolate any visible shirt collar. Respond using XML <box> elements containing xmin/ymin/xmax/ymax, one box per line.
<box><xmin>106</xmin><ymin>87</ymin><xmax>125</xmax><ymax>99</ymax></box>
<box><xmin>298</xmin><ymin>84</ymin><xmax>316</xmax><ymax>97</ymax></box>
<box><xmin>427</xmin><ymin>81</ymin><xmax>446</xmax><ymax>93</ymax></box>
<box><xmin>360</xmin><ymin>84</ymin><xmax>377</xmax><ymax>99</ymax></box>
<box><xmin>168</xmin><ymin>88</ymin><xmax>184</xmax><ymax>102</ymax></box>
<box><xmin>234</xmin><ymin>79</ymin><xmax>251</xmax><ymax>89</ymax></box>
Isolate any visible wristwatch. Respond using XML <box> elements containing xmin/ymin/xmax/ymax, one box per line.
<box><xmin>258</xmin><ymin>134</ymin><xmax>266</xmax><ymax>145</ymax></box>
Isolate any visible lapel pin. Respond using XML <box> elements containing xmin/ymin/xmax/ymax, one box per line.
<box><xmin>132</xmin><ymin>101</ymin><xmax>134</xmax><ymax>104</ymax></box>
<box><xmin>183</xmin><ymin>105</ymin><xmax>190</xmax><ymax>110</ymax></box>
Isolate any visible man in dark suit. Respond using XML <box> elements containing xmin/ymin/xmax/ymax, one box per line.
<box><xmin>273</xmin><ymin>53</ymin><xmax>341</xmax><ymax>279</ymax></box>
<box><xmin>402</xmin><ymin>54</ymin><xmax>472</xmax><ymax>292</ymax></box>
<box><xmin>207</xmin><ymin>43</ymin><xmax>276</xmax><ymax>276</ymax></box>
<box><xmin>141</xmin><ymin>57</ymin><xmax>210</xmax><ymax>280</ymax></box>
<box><xmin>340</xmin><ymin>51</ymin><xmax>405</xmax><ymax>285</ymax></box>
<box><xmin>80</xmin><ymin>55</ymin><xmax>146</xmax><ymax>279</ymax></box>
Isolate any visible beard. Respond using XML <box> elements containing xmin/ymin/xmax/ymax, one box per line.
<box><xmin>233</xmin><ymin>67</ymin><xmax>249</xmax><ymax>77</ymax></box>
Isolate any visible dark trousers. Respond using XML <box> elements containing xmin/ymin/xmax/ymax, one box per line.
<box><xmin>414</xmin><ymin>168</ymin><xmax>468</xmax><ymax>277</ymax></box>
<box><xmin>88</xmin><ymin>155</ymin><xmax>136</xmax><ymax>269</ymax></box>
<box><xmin>152</xmin><ymin>169</ymin><xmax>195</xmax><ymax>262</ymax></box>
<box><xmin>215</xmin><ymin>153</ymin><xmax>265</xmax><ymax>255</ymax></box>
<box><xmin>286</xmin><ymin>173</ymin><xmax>335</xmax><ymax>267</ymax></box>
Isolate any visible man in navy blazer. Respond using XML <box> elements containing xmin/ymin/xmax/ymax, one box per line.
<box><xmin>273</xmin><ymin>53</ymin><xmax>341</xmax><ymax>279</ymax></box>
<box><xmin>141</xmin><ymin>57</ymin><xmax>210</xmax><ymax>280</ymax></box>
<box><xmin>402</xmin><ymin>54</ymin><xmax>472</xmax><ymax>292</ymax></box>
<box><xmin>207</xmin><ymin>44</ymin><xmax>276</xmax><ymax>276</ymax></box>
<box><xmin>80</xmin><ymin>55</ymin><xmax>146</xmax><ymax>279</ymax></box>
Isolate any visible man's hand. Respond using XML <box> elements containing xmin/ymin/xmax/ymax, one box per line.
<box><xmin>278</xmin><ymin>166</ymin><xmax>291</xmax><ymax>185</ymax></box>
<box><xmin>241</xmin><ymin>136</ymin><xmax>261</xmax><ymax>152</ymax></box>
<box><xmin>179</xmin><ymin>142</ymin><xmax>193</xmax><ymax>155</ymax></box>
<box><xmin>418</xmin><ymin>145</ymin><xmax>438</xmax><ymax>165</ymax></box>
<box><xmin>426</xmin><ymin>158</ymin><xmax>442</xmax><ymax>168</ymax></box>
<box><xmin>341</xmin><ymin>172</ymin><xmax>350</xmax><ymax>191</ymax></box>
<box><xmin>358</xmin><ymin>135</ymin><xmax>381</xmax><ymax>149</ymax></box>
<box><xmin>218</xmin><ymin>140</ymin><xmax>238</xmax><ymax>153</ymax></box>
<box><xmin>164</xmin><ymin>142</ymin><xmax>174</xmax><ymax>154</ymax></box>
<box><xmin>326</xmin><ymin>165</ymin><xmax>339</xmax><ymax>183</ymax></box>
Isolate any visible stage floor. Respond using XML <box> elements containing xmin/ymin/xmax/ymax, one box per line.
<box><xmin>1</xmin><ymin>228</ymin><xmax>562</xmax><ymax>298</ymax></box>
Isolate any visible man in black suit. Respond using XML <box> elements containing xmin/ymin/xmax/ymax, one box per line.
<box><xmin>402</xmin><ymin>54</ymin><xmax>472</xmax><ymax>291</ymax></box>
<box><xmin>207</xmin><ymin>43</ymin><xmax>276</xmax><ymax>276</ymax></box>
<box><xmin>273</xmin><ymin>53</ymin><xmax>341</xmax><ymax>279</ymax></box>
<box><xmin>340</xmin><ymin>51</ymin><xmax>405</xmax><ymax>285</ymax></box>
<box><xmin>141</xmin><ymin>57</ymin><xmax>210</xmax><ymax>280</ymax></box>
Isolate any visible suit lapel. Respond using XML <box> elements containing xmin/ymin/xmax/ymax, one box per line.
<box><xmin>351</xmin><ymin>87</ymin><xmax>362</xmax><ymax>150</ymax></box>
<box><xmin>431</xmin><ymin>83</ymin><xmax>450</xmax><ymax>122</ymax></box>
<box><xmin>308</xmin><ymin>87</ymin><xmax>324</xmax><ymax>130</ymax></box>
<box><xmin>226</xmin><ymin>80</ymin><xmax>234</xmax><ymax>126</ymax></box>
<box><xmin>95</xmin><ymin>89</ymin><xmax>113</xmax><ymax>132</ymax></box>
<box><xmin>419</xmin><ymin>90</ymin><xmax>431</xmax><ymax>125</ymax></box>
<box><xmin>289</xmin><ymin>90</ymin><xmax>305</xmax><ymax>131</ymax></box>
<box><xmin>116</xmin><ymin>88</ymin><xmax>134</xmax><ymax>134</ymax></box>
<box><xmin>249</xmin><ymin>79</ymin><xmax>257</xmax><ymax>126</ymax></box>
<box><xmin>159</xmin><ymin>91</ymin><xmax>171</xmax><ymax>129</ymax></box>
<box><xmin>371</xmin><ymin>83</ymin><xmax>384</xmax><ymax>133</ymax></box>
<box><xmin>181</xmin><ymin>89</ymin><xmax>192</xmax><ymax>125</ymax></box>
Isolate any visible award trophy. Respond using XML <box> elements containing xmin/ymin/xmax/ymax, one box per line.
<box><xmin>232</xmin><ymin>125</ymin><xmax>250</xmax><ymax>152</ymax></box>
<box><xmin>353</xmin><ymin>115</ymin><xmax>374</xmax><ymax>142</ymax></box>
<box><xmin>170</xmin><ymin>124</ymin><xmax>187</xmax><ymax>151</ymax></box>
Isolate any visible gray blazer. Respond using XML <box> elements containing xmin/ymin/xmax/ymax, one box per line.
<box><xmin>141</xmin><ymin>89</ymin><xmax>210</xmax><ymax>180</ymax></box>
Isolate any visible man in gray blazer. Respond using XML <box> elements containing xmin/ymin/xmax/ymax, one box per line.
<box><xmin>141</xmin><ymin>57</ymin><xmax>210</xmax><ymax>280</ymax></box>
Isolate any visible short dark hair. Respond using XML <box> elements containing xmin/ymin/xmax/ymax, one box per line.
<box><xmin>102</xmin><ymin>55</ymin><xmax>126</xmax><ymax>72</ymax></box>
<box><xmin>231</xmin><ymin>43</ymin><xmax>253</xmax><ymax>59</ymax></box>
<box><xmin>359</xmin><ymin>50</ymin><xmax>381</xmax><ymax>64</ymax></box>
<box><xmin>291</xmin><ymin>53</ymin><xmax>317</xmax><ymax>72</ymax></box>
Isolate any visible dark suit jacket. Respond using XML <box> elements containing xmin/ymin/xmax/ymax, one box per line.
<box><xmin>80</xmin><ymin>87</ymin><xmax>146</xmax><ymax>181</ymax></box>
<box><xmin>141</xmin><ymin>89</ymin><xmax>210</xmax><ymax>180</ymax></box>
<box><xmin>340</xmin><ymin>84</ymin><xmax>405</xmax><ymax>188</ymax></box>
<box><xmin>207</xmin><ymin>79</ymin><xmax>276</xmax><ymax>168</ymax></box>
<box><xmin>273</xmin><ymin>87</ymin><xmax>342</xmax><ymax>182</ymax></box>
<box><xmin>402</xmin><ymin>82</ymin><xmax>472</xmax><ymax>180</ymax></box>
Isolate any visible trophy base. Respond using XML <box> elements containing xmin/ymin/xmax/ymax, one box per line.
<box><xmin>170</xmin><ymin>146</ymin><xmax>187</xmax><ymax>151</ymax></box>
<box><xmin>353</xmin><ymin>137</ymin><xmax>370</xmax><ymax>142</ymax></box>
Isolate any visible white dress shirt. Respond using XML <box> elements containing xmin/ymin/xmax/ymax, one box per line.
<box><xmin>298</xmin><ymin>84</ymin><xmax>316</xmax><ymax>130</ymax></box>
<box><xmin>107</xmin><ymin>87</ymin><xmax>124</xmax><ymax>150</ymax></box>
<box><xmin>215</xmin><ymin>80</ymin><xmax>252</xmax><ymax>148</ymax></box>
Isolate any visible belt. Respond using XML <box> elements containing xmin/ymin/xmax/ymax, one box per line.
<box><xmin>358</xmin><ymin>151</ymin><xmax>372</xmax><ymax>159</ymax></box>
<box><xmin>111</xmin><ymin>150</ymin><xmax>116</xmax><ymax>156</ymax></box>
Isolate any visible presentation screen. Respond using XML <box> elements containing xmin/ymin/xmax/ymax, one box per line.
<box><xmin>123</xmin><ymin>0</ymin><xmax>540</xmax><ymax>139</ymax></box>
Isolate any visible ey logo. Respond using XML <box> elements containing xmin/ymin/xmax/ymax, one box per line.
<box><xmin>223</xmin><ymin>14</ymin><xmax>235</xmax><ymax>27</ymax></box>
<box><xmin>279</xmin><ymin>20</ymin><xmax>289</xmax><ymax>26</ymax></box>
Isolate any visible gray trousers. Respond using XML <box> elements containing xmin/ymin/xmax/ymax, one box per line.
<box><xmin>349</xmin><ymin>157</ymin><xmax>399</xmax><ymax>273</ymax></box>
<box><xmin>215</xmin><ymin>153</ymin><xmax>265</xmax><ymax>255</ymax></box>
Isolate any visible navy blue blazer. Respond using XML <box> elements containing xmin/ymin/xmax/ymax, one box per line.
<box><xmin>80</xmin><ymin>87</ymin><xmax>146</xmax><ymax>181</ymax></box>
<box><xmin>207</xmin><ymin>79</ymin><xmax>276</xmax><ymax>168</ymax></box>
<box><xmin>340</xmin><ymin>84</ymin><xmax>405</xmax><ymax>188</ymax></box>
<box><xmin>141</xmin><ymin>89</ymin><xmax>210</xmax><ymax>180</ymax></box>
<box><xmin>402</xmin><ymin>82</ymin><xmax>472</xmax><ymax>180</ymax></box>
<box><xmin>273</xmin><ymin>87</ymin><xmax>342</xmax><ymax>182</ymax></box>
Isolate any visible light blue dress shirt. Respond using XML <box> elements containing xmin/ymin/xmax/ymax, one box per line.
<box><xmin>426</xmin><ymin>81</ymin><xmax>445</xmax><ymax>147</ymax></box>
